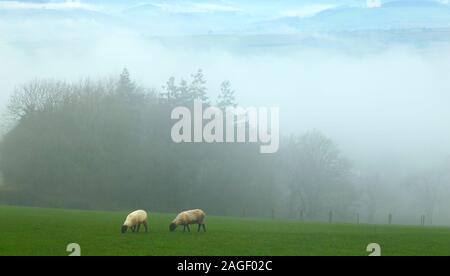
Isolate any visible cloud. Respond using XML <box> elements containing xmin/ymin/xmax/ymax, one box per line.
<box><xmin>0</xmin><ymin>0</ymin><xmax>99</xmax><ymax>11</ymax></box>
<box><xmin>150</xmin><ymin>2</ymin><xmax>242</xmax><ymax>14</ymax></box>
<box><xmin>278</xmin><ymin>4</ymin><xmax>335</xmax><ymax>18</ymax></box>
<box><xmin>366</xmin><ymin>0</ymin><xmax>382</xmax><ymax>8</ymax></box>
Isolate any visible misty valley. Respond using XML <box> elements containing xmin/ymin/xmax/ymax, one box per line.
<box><xmin>0</xmin><ymin>67</ymin><xmax>448</xmax><ymax>226</ymax></box>
<box><xmin>1</xmin><ymin>0</ymin><xmax>450</xmax><ymax>257</ymax></box>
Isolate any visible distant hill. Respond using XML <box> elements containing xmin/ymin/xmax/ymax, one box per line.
<box><xmin>1</xmin><ymin>0</ymin><xmax>449</xmax><ymax>38</ymax></box>
<box><xmin>253</xmin><ymin>0</ymin><xmax>450</xmax><ymax>33</ymax></box>
<box><xmin>99</xmin><ymin>0</ymin><xmax>450</xmax><ymax>34</ymax></box>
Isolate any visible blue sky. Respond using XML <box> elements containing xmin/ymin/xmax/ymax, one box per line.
<box><xmin>0</xmin><ymin>0</ymin><xmax>356</xmax><ymax>17</ymax></box>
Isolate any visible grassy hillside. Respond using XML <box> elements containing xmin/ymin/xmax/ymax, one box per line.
<box><xmin>0</xmin><ymin>205</ymin><xmax>449</xmax><ymax>256</ymax></box>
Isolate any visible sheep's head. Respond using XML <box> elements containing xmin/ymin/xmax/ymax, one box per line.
<box><xmin>169</xmin><ymin>223</ymin><xmax>177</xmax><ymax>232</ymax></box>
<box><xmin>121</xmin><ymin>225</ymin><xmax>128</xmax><ymax>234</ymax></box>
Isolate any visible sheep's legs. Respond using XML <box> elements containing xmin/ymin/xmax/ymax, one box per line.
<box><xmin>137</xmin><ymin>223</ymin><xmax>141</xmax><ymax>233</ymax></box>
<box><xmin>197</xmin><ymin>224</ymin><xmax>206</xmax><ymax>232</ymax></box>
<box><xmin>143</xmin><ymin>221</ymin><xmax>148</xmax><ymax>232</ymax></box>
<box><xmin>182</xmin><ymin>224</ymin><xmax>191</xmax><ymax>232</ymax></box>
<box><xmin>131</xmin><ymin>226</ymin><xmax>136</xmax><ymax>232</ymax></box>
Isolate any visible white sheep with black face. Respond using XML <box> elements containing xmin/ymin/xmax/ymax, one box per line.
<box><xmin>169</xmin><ymin>209</ymin><xmax>206</xmax><ymax>232</ymax></box>
<box><xmin>121</xmin><ymin>210</ymin><xmax>148</xmax><ymax>234</ymax></box>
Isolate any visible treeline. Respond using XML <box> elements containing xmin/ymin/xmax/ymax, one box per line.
<box><xmin>3</xmin><ymin>69</ymin><xmax>447</xmax><ymax>223</ymax></box>
<box><xmin>0</xmin><ymin>69</ymin><xmax>284</xmax><ymax>216</ymax></box>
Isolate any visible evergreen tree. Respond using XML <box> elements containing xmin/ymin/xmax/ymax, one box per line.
<box><xmin>117</xmin><ymin>68</ymin><xmax>135</xmax><ymax>94</ymax></box>
<box><xmin>189</xmin><ymin>69</ymin><xmax>209</xmax><ymax>104</ymax></box>
<box><xmin>217</xmin><ymin>80</ymin><xmax>237</xmax><ymax>110</ymax></box>
<box><xmin>161</xmin><ymin>76</ymin><xmax>178</xmax><ymax>104</ymax></box>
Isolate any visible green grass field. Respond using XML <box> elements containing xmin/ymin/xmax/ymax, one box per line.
<box><xmin>0</xmin><ymin>205</ymin><xmax>449</xmax><ymax>256</ymax></box>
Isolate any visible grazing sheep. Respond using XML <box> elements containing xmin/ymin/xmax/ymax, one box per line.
<box><xmin>169</xmin><ymin>209</ymin><xmax>206</xmax><ymax>232</ymax></box>
<box><xmin>121</xmin><ymin>210</ymin><xmax>148</xmax><ymax>234</ymax></box>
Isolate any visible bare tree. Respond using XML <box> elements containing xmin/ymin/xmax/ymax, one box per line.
<box><xmin>285</xmin><ymin>130</ymin><xmax>354</xmax><ymax>221</ymax></box>
<box><xmin>7</xmin><ymin>80</ymin><xmax>71</xmax><ymax>121</ymax></box>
